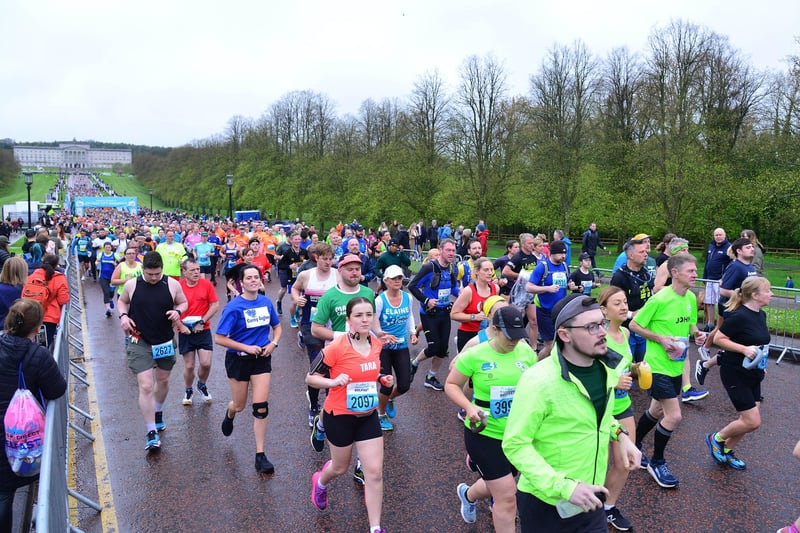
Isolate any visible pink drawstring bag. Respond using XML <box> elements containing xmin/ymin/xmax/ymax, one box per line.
<box><xmin>4</xmin><ymin>362</ymin><xmax>46</xmax><ymax>477</ymax></box>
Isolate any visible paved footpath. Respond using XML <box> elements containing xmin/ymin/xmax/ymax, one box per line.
<box><xmin>70</xmin><ymin>278</ymin><xmax>800</xmax><ymax>532</ymax></box>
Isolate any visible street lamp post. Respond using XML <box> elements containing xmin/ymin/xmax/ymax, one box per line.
<box><xmin>226</xmin><ymin>174</ymin><xmax>234</xmax><ymax>221</ymax></box>
<box><xmin>148</xmin><ymin>189</ymin><xmax>153</xmax><ymax>211</ymax></box>
<box><xmin>23</xmin><ymin>172</ymin><xmax>33</xmax><ymax>229</ymax></box>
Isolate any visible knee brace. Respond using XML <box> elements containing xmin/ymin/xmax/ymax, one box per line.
<box><xmin>252</xmin><ymin>400</ymin><xmax>269</xmax><ymax>419</ymax></box>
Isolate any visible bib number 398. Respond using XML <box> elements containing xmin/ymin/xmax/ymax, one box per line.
<box><xmin>151</xmin><ymin>340</ymin><xmax>175</xmax><ymax>359</ymax></box>
<box><xmin>346</xmin><ymin>382</ymin><xmax>378</xmax><ymax>413</ymax></box>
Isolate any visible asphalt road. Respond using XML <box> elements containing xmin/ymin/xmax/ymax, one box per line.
<box><xmin>70</xmin><ymin>276</ymin><xmax>800</xmax><ymax>533</ymax></box>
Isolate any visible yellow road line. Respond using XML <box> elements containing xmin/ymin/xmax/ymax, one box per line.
<box><xmin>69</xmin><ymin>280</ymin><xmax>119</xmax><ymax>532</ymax></box>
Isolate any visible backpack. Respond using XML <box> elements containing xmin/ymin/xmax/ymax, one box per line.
<box><xmin>22</xmin><ymin>277</ymin><xmax>51</xmax><ymax>308</ymax></box>
<box><xmin>4</xmin><ymin>348</ymin><xmax>46</xmax><ymax>477</ymax></box>
<box><xmin>430</xmin><ymin>260</ymin><xmax>459</xmax><ymax>291</ymax></box>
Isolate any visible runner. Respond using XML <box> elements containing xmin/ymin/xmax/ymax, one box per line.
<box><xmin>275</xmin><ymin>232</ymin><xmax>307</xmax><ymax>319</ymax></box>
<box><xmin>703</xmin><ymin>277</ymin><xmax>772</xmax><ymax>471</ymax></box>
<box><xmin>373</xmin><ymin>265</ymin><xmax>417</xmax><ymax>431</ymax></box>
<box><xmin>95</xmin><ymin>242</ymin><xmax>117</xmax><ymax>317</ymax></box>
<box><xmin>445</xmin><ymin>306</ymin><xmax>536</xmax><ymax>531</ymax></box>
<box><xmin>214</xmin><ymin>264</ymin><xmax>282</xmax><ymax>474</ymax></box>
<box><xmin>110</xmin><ymin>247</ymin><xmax>143</xmax><ymax>304</ymax></box>
<box><xmin>117</xmin><ymin>251</ymin><xmax>189</xmax><ymax>451</ymax></box>
<box><xmin>291</xmin><ymin>243</ymin><xmax>338</xmax><ymax>427</ymax></box>
<box><xmin>630</xmin><ymin>254</ymin><xmax>707</xmax><ymax>489</ymax></box>
<box><xmin>450</xmin><ymin>258</ymin><xmax>498</xmax><ymax>352</ymax></box>
<box><xmin>307</xmin><ymin>296</ymin><xmax>391</xmax><ymax>533</ymax></box>
<box><xmin>177</xmin><ymin>258</ymin><xmax>219</xmax><ymax>406</ymax></box>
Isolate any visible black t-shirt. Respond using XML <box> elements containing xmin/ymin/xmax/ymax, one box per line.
<box><xmin>276</xmin><ymin>246</ymin><xmax>307</xmax><ymax>271</ymax></box>
<box><xmin>655</xmin><ymin>253</ymin><xmax>669</xmax><ymax>267</ymax></box>
<box><xmin>569</xmin><ymin>269</ymin><xmax>595</xmax><ymax>294</ymax></box>
<box><xmin>718</xmin><ymin>306</ymin><xmax>770</xmax><ymax>366</ymax></box>
<box><xmin>506</xmin><ymin>251</ymin><xmax>538</xmax><ymax>275</ymax></box>
<box><xmin>610</xmin><ymin>265</ymin><xmax>653</xmax><ymax>314</ymax></box>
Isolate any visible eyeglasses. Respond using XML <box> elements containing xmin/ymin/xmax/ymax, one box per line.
<box><xmin>562</xmin><ymin>319</ymin><xmax>610</xmax><ymax>335</ymax></box>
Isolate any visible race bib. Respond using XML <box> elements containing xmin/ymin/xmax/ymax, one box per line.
<box><xmin>243</xmin><ymin>306</ymin><xmax>271</xmax><ymax>329</ymax></box>
<box><xmin>151</xmin><ymin>340</ymin><xmax>175</xmax><ymax>359</ymax></box>
<box><xmin>552</xmin><ymin>272</ymin><xmax>567</xmax><ymax>288</ymax></box>
<box><xmin>346</xmin><ymin>382</ymin><xmax>378</xmax><ymax>413</ymax></box>
<box><xmin>437</xmin><ymin>288</ymin><xmax>451</xmax><ymax>300</ymax></box>
<box><xmin>581</xmin><ymin>281</ymin><xmax>593</xmax><ymax>295</ymax></box>
<box><xmin>489</xmin><ymin>386</ymin><xmax>515</xmax><ymax>419</ymax></box>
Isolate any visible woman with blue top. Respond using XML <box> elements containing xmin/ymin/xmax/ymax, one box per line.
<box><xmin>372</xmin><ymin>265</ymin><xmax>417</xmax><ymax>431</ymax></box>
<box><xmin>599</xmin><ymin>285</ymin><xmax>638</xmax><ymax>531</ymax></box>
<box><xmin>444</xmin><ymin>306</ymin><xmax>537</xmax><ymax>531</ymax></box>
<box><xmin>96</xmin><ymin>241</ymin><xmax>117</xmax><ymax>317</ymax></box>
<box><xmin>704</xmin><ymin>276</ymin><xmax>772</xmax><ymax>471</ymax></box>
<box><xmin>214</xmin><ymin>264</ymin><xmax>282</xmax><ymax>474</ymax></box>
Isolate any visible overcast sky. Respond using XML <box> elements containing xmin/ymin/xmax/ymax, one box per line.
<box><xmin>1</xmin><ymin>0</ymin><xmax>797</xmax><ymax>147</ymax></box>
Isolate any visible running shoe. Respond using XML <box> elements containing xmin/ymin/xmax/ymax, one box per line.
<box><xmin>306</xmin><ymin>391</ymin><xmax>320</xmax><ymax>427</ymax></box>
<box><xmin>695</xmin><ymin>359</ymin><xmax>709</xmax><ymax>386</ymax></box>
<box><xmin>221</xmin><ymin>409</ymin><xmax>234</xmax><ymax>437</ymax></box>
<box><xmin>636</xmin><ymin>443</ymin><xmax>649</xmax><ymax>469</ymax></box>
<box><xmin>424</xmin><ymin>374</ymin><xmax>444</xmax><ymax>391</ymax></box>
<box><xmin>155</xmin><ymin>411</ymin><xmax>166</xmax><ymax>432</ymax></box>
<box><xmin>145</xmin><ymin>430</ymin><xmax>160</xmax><ymax>451</ymax></box>
<box><xmin>311</xmin><ymin>460</ymin><xmax>331</xmax><ymax>510</ymax></box>
<box><xmin>607</xmin><ymin>506</ymin><xmax>633</xmax><ymax>531</ymax></box>
<box><xmin>311</xmin><ymin>414</ymin><xmax>326</xmax><ymax>452</ymax></box>
<box><xmin>353</xmin><ymin>458</ymin><xmax>365</xmax><ymax>485</ymax></box>
<box><xmin>705</xmin><ymin>433</ymin><xmax>726</xmax><ymax>464</ymax></box>
<box><xmin>197</xmin><ymin>383</ymin><xmax>212</xmax><ymax>402</ymax></box>
<box><xmin>725</xmin><ymin>450</ymin><xmax>746</xmax><ymax>470</ymax></box>
<box><xmin>290</xmin><ymin>315</ymin><xmax>298</xmax><ymax>328</ymax></box>
<box><xmin>276</xmin><ymin>302</ymin><xmax>283</xmax><ymax>315</ymax></box>
<box><xmin>378</xmin><ymin>414</ymin><xmax>394</xmax><ymax>431</ymax></box>
<box><xmin>647</xmin><ymin>459</ymin><xmax>679</xmax><ymax>488</ymax></box>
<box><xmin>456</xmin><ymin>483</ymin><xmax>476</xmax><ymax>523</ymax></box>
<box><xmin>681</xmin><ymin>387</ymin><xmax>709</xmax><ymax>402</ymax></box>
<box><xmin>182</xmin><ymin>388</ymin><xmax>193</xmax><ymax>406</ymax></box>
<box><xmin>105</xmin><ymin>309</ymin><xmax>112</xmax><ymax>318</ymax></box>
<box><xmin>409</xmin><ymin>359</ymin><xmax>419</xmax><ymax>382</ymax></box>
<box><xmin>297</xmin><ymin>331</ymin><xmax>305</xmax><ymax>350</ymax></box>
<box><xmin>386</xmin><ymin>399</ymin><xmax>396</xmax><ymax>418</ymax></box>
<box><xmin>698</xmin><ymin>345</ymin><xmax>711</xmax><ymax>360</ymax></box>
<box><xmin>109</xmin><ymin>298</ymin><xmax>115</xmax><ymax>309</ymax></box>
<box><xmin>255</xmin><ymin>453</ymin><xmax>275</xmax><ymax>474</ymax></box>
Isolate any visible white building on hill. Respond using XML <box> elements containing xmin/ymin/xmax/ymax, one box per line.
<box><xmin>13</xmin><ymin>143</ymin><xmax>132</xmax><ymax>169</ymax></box>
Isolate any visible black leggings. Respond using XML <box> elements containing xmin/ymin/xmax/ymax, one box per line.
<box><xmin>517</xmin><ymin>490</ymin><xmax>606</xmax><ymax>532</ymax></box>
<box><xmin>379</xmin><ymin>347</ymin><xmax>412</xmax><ymax>396</ymax></box>
<box><xmin>420</xmin><ymin>312</ymin><xmax>451</xmax><ymax>358</ymax></box>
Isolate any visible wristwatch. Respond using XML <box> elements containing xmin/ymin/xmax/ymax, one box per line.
<box><xmin>470</xmin><ymin>314</ymin><xmax>475</xmax><ymax>320</ymax></box>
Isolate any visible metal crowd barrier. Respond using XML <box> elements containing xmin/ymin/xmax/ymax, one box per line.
<box><xmin>765</xmin><ymin>285</ymin><xmax>800</xmax><ymax>364</ymax></box>
<box><xmin>33</xmin><ymin>255</ymin><xmax>100</xmax><ymax>533</ymax></box>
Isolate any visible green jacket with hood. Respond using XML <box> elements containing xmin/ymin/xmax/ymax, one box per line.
<box><xmin>502</xmin><ymin>345</ymin><xmax>623</xmax><ymax>505</ymax></box>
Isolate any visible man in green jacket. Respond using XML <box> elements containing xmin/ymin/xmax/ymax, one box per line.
<box><xmin>373</xmin><ymin>239</ymin><xmax>411</xmax><ymax>283</ymax></box>
<box><xmin>503</xmin><ymin>294</ymin><xmax>640</xmax><ymax>532</ymax></box>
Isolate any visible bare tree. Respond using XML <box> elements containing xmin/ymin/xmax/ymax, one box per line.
<box><xmin>529</xmin><ymin>41</ymin><xmax>599</xmax><ymax>232</ymax></box>
<box><xmin>407</xmin><ymin>70</ymin><xmax>450</xmax><ymax>165</ymax></box>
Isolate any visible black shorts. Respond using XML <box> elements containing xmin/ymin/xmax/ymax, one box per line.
<box><xmin>614</xmin><ymin>406</ymin><xmax>635</xmax><ymax>421</ymax></box>
<box><xmin>463</xmin><ymin>426</ymin><xmax>517</xmax><ymax>481</ymax></box>
<box><xmin>179</xmin><ymin>329</ymin><xmax>213</xmax><ymax>354</ymax></box>
<box><xmin>199</xmin><ymin>265</ymin><xmax>212</xmax><ymax>274</ymax></box>
<box><xmin>225</xmin><ymin>352</ymin><xmax>272</xmax><ymax>382</ymax></box>
<box><xmin>322</xmin><ymin>410</ymin><xmax>382</xmax><ymax>448</ymax></box>
<box><xmin>78</xmin><ymin>255</ymin><xmax>91</xmax><ymax>264</ymax></box>
<box><xmin>278</xmin><ymin>269</ymin><xmax>293</xmax><ymax>288</ymax></box>
<box><xmin>719</xmin><ymin>359</ymin><xmax>764</xmax><ymax>411</ymax></box>
<box><xmin>536</xmin><ymin>306</ymin><xmax>555</xmax><ymax>341</ymax></box>
<box><xmin>649</xmin><ymin>373</ymin><xmax>682</xmax><ymax>400</ymax></box>
<box><xmin>517</xmin><ymin>491</ymin><xmax>607</xmax><ymax>533</ymax></box>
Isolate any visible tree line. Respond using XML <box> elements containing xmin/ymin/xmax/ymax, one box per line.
<box><xmin>131</xmin><ymin>20</ymin><xmax>800</xmax><ymax>247</ymax></box>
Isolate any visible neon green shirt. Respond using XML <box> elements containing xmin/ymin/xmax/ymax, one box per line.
<box><xmin>455</xmin><ymin>340</ymin><xmax>536</xmax><ymax>440</ymax></box>
<box><xmin>605</xmin><ymin>328</ymin><xmax>632</xmax><ymax>416</ymax></box>
<box><xmin>632</xmin><ymin>287</ymin><xmax>697</xmax><ymax>377</ymax></box>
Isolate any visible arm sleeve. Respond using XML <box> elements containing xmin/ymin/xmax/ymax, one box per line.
<box><xmin>408</xmin><ymin>263</ymin><xmax>434</xmax><ymax>303</ymax></box>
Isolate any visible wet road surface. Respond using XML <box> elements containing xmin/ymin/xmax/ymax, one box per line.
<box><xmin>72</xmin><ymin>277</ymin><xmax>800</xmax><ymax>532</ymax></box>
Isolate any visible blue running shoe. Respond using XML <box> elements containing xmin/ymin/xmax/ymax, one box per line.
<box><xmin>681</xmin><ymin>387</ymin><xmax>709</xmax><ymax>402</ymax></box>
<box><xmin>725</xmin><ymin>450</ymin><xmax>746</xmax><ymax>470</ymax></box>
<box><xmin>647</xmin><ymin>459</ymin><xmax>679</xmax><ymax>488</ymax></box>
<box><xmin>386</xmin><ymin>399</ymin><xmax>396</xmax><ymax>418</ymax></box>
<box><xmin>378</xmin><ymin>414</ymin><xmax>393</xmax><ymax>431</ymax></box>
<box><xmin>705</xmin><ymin>433</ymin><xmax>726</xmax><ymax>465</ymax></box>
<box><xmin>636</xmin><ymin>443</ymin><xmax>649</xmax><ymax>470</ymax></box>
<box><xmin>311</xmin><ymin>414</ymin><xmax>326</xmax><ymax>452</ymax></box>
<box><xmin>290</xmin><ymin>315</ymin><xmax>298</xmax><ymax>328</ymax></box>
<box><xmin>457</xmin><ymin>483</ymin><xmax>477</xmax><ymax>524</ymax></box>
<box><xmin>145</xmin><ymin>430</ymin><xmax>160</xmax><ymax>451</ymax></box>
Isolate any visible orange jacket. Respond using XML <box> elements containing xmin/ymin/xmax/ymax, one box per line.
<box><xmin>27</xmin><ymin>269</ymin><xmax>70</xmax><ymax>324</ymax></box>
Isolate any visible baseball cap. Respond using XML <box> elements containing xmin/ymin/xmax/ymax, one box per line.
<box><xmin>388</xmin><ymin>239</ymin><xmax>399</xmax><ymax>246</ymax></box>
<box><xmin>550</xmin><ymin>240</ymin><xmax>567</xmax><ymax>255</ymax></box>
<box><xmin>631</xmin><ymin>233</ymin><xmax>650</xmax><ymax>241</ymax></box>
<box><xmin>579</xmin><ymin>252</ymin><xmax>591</xmax><ymax>261</ymax></box>
<box><xmin>338</xmin><ymin>253</ymin><xmax>363</xmax><ymax>267</ymax></box>
<box><xmin>382</xmin><ymin>265</ymin><xmax>404</xmax><ymax>279</ymax></box>
<box><xmin>553</xmin><ymin>294</ymin><xmax>601</xmax><ymax>330</ymax></box>
<box><xmin>492</xmin><ymin>306</ymin><xmax>528</xmax><ymax>340</ymax></box>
